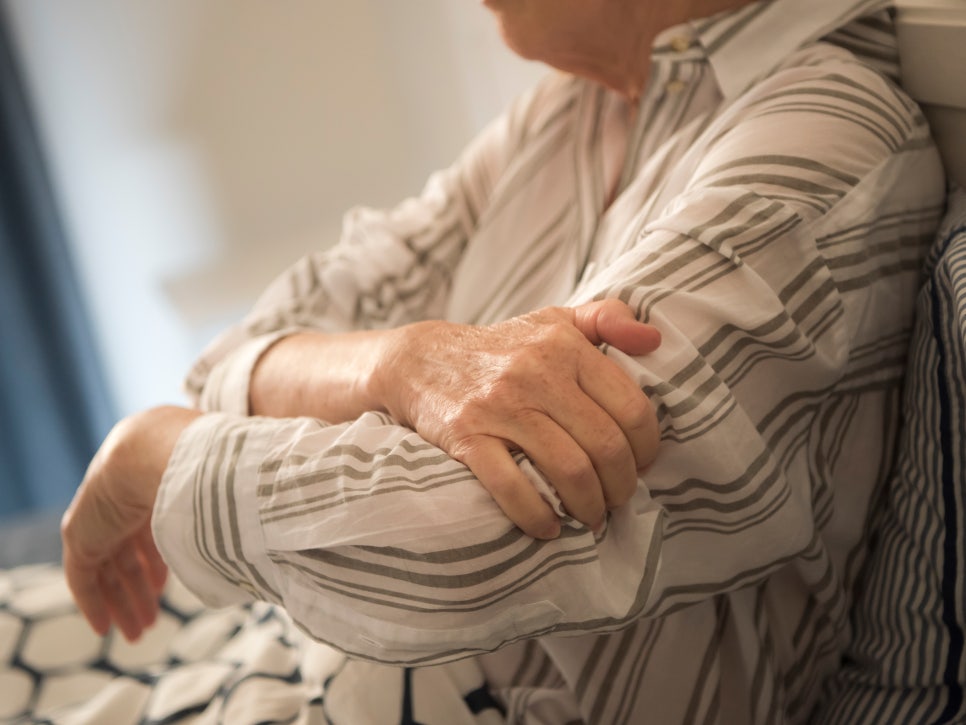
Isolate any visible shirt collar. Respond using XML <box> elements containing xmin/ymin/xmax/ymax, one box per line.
<box><xmin>654</xmin><ymin>0</ymin><xmax>893</xmax><ymax>101</ymax></box>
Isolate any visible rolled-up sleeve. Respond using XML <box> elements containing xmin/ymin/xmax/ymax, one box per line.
<box><xmin>155</xmin><ymin>410</ymin><xmax>664</xmax><ymax>664</ymax></box>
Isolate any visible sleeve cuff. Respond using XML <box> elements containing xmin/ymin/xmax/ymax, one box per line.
<box><xmin>196</xmin><ymin>332</ymin><xmax>290</xmax><ymax>415</ymax></box>
<box><xmin>152</xmin><ymin>412</ymin><xmax>279</xmax><ymax>609</ymax></box>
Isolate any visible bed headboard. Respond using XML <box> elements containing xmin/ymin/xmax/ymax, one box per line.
<box><xmin>896</xmin><ymin>0</ymin><xmax>966</xmax><ymax>188</ymax></box>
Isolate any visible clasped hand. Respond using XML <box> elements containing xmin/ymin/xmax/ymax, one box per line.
<box><xmin>377</xmin><ymin>300</ymin><xmax>661</xmax><ymax>538</ymax></box>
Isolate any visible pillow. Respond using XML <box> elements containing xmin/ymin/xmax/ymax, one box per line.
<box><xmin>817</xmin><ymin>187</ymin><xmax>966</xmax><ymax>724</ymax></box>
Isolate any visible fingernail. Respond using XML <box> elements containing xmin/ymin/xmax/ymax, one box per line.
<box><xmin>590</xmin><ymin>514</ymin><xmax>607</xmax><ymax>537</ymax></box>
<box><xmin>540</xmin><ymin>521</ymin><xmax>561</xmax><ymax>539</ymax></box>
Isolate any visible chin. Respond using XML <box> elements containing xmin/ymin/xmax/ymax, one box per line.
<box><xmin>492</xmin><ymin>22</ymin><xmax>531</xmax><ymax>60</ymax></box>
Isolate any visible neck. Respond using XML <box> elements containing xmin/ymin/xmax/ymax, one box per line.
<box><xmin>595</xmin><ymin>0</ymin><xmax>761</xmax><ymax>102</ymax></box>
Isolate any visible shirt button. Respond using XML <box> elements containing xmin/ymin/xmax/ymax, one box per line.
<box><xmin>666</xmin><ymin>79</ymin><xmax>688</xmax><ymax>94</ymax></box>
<box><xmin>670</xmin><ymin>35</ymin><xmax>691</xmax><ymax>53</ymax></box>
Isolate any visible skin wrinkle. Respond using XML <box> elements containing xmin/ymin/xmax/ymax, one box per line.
<box><xmin>484</xmin><ymin>0</ymin><xmax>760</xmax><ymax>103</ymax></box>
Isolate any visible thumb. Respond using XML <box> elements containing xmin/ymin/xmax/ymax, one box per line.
<box><xmin>572</xmin><ymin>299</ymin><xmax>661</xmax><ymax>355</ymax></box>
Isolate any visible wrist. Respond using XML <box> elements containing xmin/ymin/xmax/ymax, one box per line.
<box><xmin>370</xmin><ymin>320</ymin><xmax>443</xmax><ymax>427</ymax></box>
<box><xmin>369</xmin><ymin>324</ymin><xmax>408</xmax><ymax>424</ymax></box>
<box><xmin>123</xmin><ymin>406</ymin><xmax>202</xmax><ymax>505</ymax></box>
<box><xmin>252</xmin><ymin>330</ymin><xmax>405</xmax><ymax>423</ymax></box>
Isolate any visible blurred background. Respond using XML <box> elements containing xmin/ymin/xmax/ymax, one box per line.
<box><xmin>0</xmin><ymin>0</ymin><xmax>544</xmax><ymax>530</ymax></box>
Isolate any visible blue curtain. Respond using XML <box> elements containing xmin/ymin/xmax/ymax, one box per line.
<box><xmin>0</xmin><ymin>9</ymin><xmax>114</xmax><ymax>520</ymax></box>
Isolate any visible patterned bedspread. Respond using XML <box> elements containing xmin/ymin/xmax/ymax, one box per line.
<box><xmin>0</xmin><ymin>566</ymin><xmax>503</xmax><ymax>724</ymax></box>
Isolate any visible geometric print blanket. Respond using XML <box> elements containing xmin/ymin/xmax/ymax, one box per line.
<box><xmin>0</xmin><ymin>565</ymin><xmax>505</xmax><ymax>724</ymax></box>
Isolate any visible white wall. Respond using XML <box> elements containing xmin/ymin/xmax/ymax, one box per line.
<box><xmin>895</xmin><ymin>0</ymin><xmax>966</xmax><ymax>187</ymax></box>
<box><xmin>4</xmin><ymin>0</ymin><xmax>544</xmax><ymax>415</ymax></box>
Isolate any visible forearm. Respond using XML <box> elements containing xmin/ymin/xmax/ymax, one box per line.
<box><xmin>61</xmin><ymin>405</ymin><xmax>202</xmax><ymax>641</ymax></box>
<box><xmin>65</xmin><ymin>405</ymin><xmax>203</xmax><ymax>523</ymax></box>
<box><xmin>249</xmin><ymin>328</ymin><xmax>398</xmax><ymax>422</ymax></box>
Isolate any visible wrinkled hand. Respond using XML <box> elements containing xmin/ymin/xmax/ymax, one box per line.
<box><xmin>61</xmin><ymin>406</ymin><xmax>200</xmax><ymax>641</ymax></box>
<box><xmin>378</xmin><ymin>299</ymin><xmax>661</xmax><ymax>538</ymax></box>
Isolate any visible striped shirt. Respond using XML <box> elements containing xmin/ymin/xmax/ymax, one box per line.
<box><xmin>154</xmin><ymin>0</ymin><xmax>947</xmax><ymax>722</ymax></box>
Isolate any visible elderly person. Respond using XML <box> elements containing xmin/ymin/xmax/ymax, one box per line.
<box><xmin>59</xmin><ymin>0</ymin><xmax>944</xmax><ymax>722</ymax></box>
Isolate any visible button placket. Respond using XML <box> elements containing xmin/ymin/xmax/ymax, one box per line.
<box><xmin>670</xmin><ymin>35</ymin><xmax>691</xmax><ymax>53</ymax></box>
